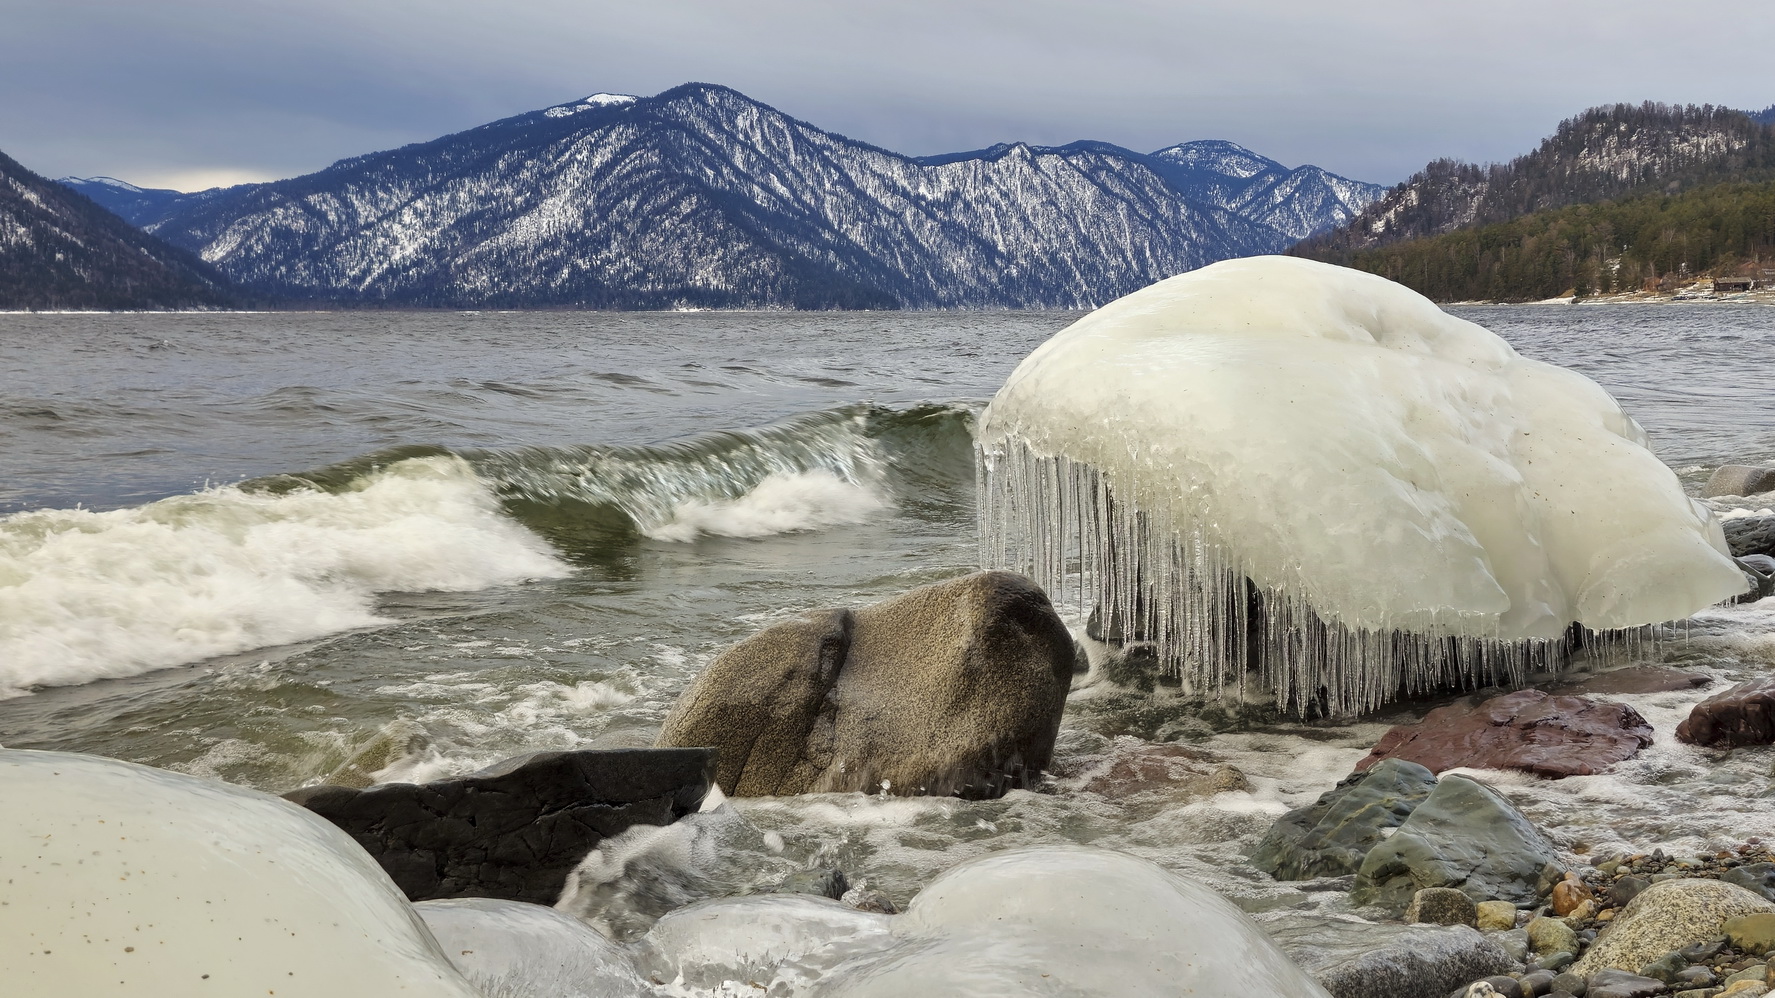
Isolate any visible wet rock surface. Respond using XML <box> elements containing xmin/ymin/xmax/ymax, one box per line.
<box><xmin>656</xmin><ymin>570</ymin><xmax>1075</xmax><ymax>798</ymax></box>
<box><xmin>1676</xmin><ymin>678</ymin><xmax>1775</xmax><ymax>748</ymax></box>
<box><xmin>1547</xmin><ymin>667</ymin><xmax>1714</xmax><ymax>697</ymax></box>
<box><xmin>1250</xmin><ymin>758</ymin><xmax>1438</xmax><ymax>880</ymax></box>
<box><xmin>286</xmin><ymin>747</ymin><xmax>716</xmax><ymax>903</ymax></box>
<box><xmin>1356</xmin><ymin>690</ymin><xmax>1653</xmax><ymax>779</ymax></box>
<box><xmin>1706</xmin><ymin>467</ymin><xmax>1775</xmax><ymax>501</ymax></box>
<box><xmin>1263</xmin><ymin>914</ymin><xmax>1517</xmax><ymax>998</ymax></box>
<box><xmin>1353</xmin><ymin>773</ymin><xmax>1560</xmax><ymax>911</ymax></box>
<box><xmin>1723</xmin><ymin>513</ymin><xmax>1775</xmax><ymax>560</ymax></box>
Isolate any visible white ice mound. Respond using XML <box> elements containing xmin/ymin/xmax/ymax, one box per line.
<box><xmin>0</xmin><ymin>749</ymin><xmax>481</xmax><ymax>998</ymax></box>
<box><xmin>978</xmin><ymin>256</ymin><xmax>1744</xmax><ymax>710</ymax></box>
<box><xmin>807</xmin><ymin>847</ymin><xmax>1332</xmax><ymax>997</ymax></box>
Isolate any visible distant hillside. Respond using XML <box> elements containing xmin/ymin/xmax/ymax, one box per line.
<box><xmin>1146</xmin><ymin>140</ymin><xmax>1383</xmax><ymax>241</ymax></box>
<box><xmin>1</xmin><ymin>151</ymin><xmax>234</xmax><ymax>310</ymax></box>
<box><xmin>1324</xmin><ymin>178</ymin><xmax>1775</xmax><ymax>302</ymax></box>
<box><xmin>62</xmin><ymin>84</ymin><xmax>1381</xmax><ymax>309</ymax></box>
<box><xmin>1750</xmin><ymin>105</ymin><xmax>1775</xmax><ymax>126</ymax></box>
<box><xmin>1300</xmin><ymin>103</ymin><xmax>1775</xmax><ymax>257</ymax></box>
<box><xmin>56</xmin><ymin>176</ymin><xmax>229</xmax><ymax>229</ymax></box>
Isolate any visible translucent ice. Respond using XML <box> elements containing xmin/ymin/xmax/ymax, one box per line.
<box><xmin>415</xmin><ymin>897</ymin><xmax>653</xmax><ymax>998</ymax></box>
<box><xmin>806</xmin><ymin>846</ymin><xmax>1332</xmax><ymax>997</ymax></box>
<box><xmin>634</xmin><ymin>894</ymin><xmax>893</xmax><ymax>994</ymax></box>
<box><xmin>0</xmin><ymin>749</ymin><xmax>480</xmax><ymax>998</ymax></box>
<box><xmin>978</xmin><ymin>256</ymin><xmax>1745</xmax><ymax>713</ymax></box>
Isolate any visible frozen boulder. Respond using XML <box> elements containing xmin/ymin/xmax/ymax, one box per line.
<box><xmin>657</xmin><ymin>570</ymin><xmax>1075</xmax><ymax>798</ymax></box>
<box><xmin>286</xmin><ymin>746</ymin><xmax>716</xmax><ymax>903</ymax></box>
<box><xmin>1251</xmin><ymin>757</ymin><xmax>1438</xmax><ymax>880</ymax></box>
<box><xmin>977</xmin><ymin>255</ymin><xmax>1745</xmax><ymax>714</ymax></box>
<box><xmin>1352</xmin><ymin>773</ymin><xmax>1558</xmax><ymax>911</ymax></box>
<box><xmin>806</xmin><ymin>846</ymin><xmax>1333</xmax><ymax>997</ymax></box>
<box><xmin>633</xmin><ymin>894</ymin><xmax>894</xmax><ymax>993</ymax></box>
<box><xmin>0</xmin><ymin>749</ymin><xmax>480</xmax><ymax>998</ymax></box>
<box><xmin>415</xmin><ymin>897</ymin><xmax>653</xmax><ymax>998</ymax></box>
<box><xmin>1355</xmin><ymin>690</ymin><xmax>1653</xmax><ymax>778</ymax></box>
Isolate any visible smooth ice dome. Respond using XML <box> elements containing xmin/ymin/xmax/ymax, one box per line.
<box><xmin>807</xmin><ymin>847</ymin><xmax>1333</xmax><ymax>997</ymax></box>
<box><xmin>0</xmin><ymin>749</ymin><xmax>481</xmax><ymax>998</ymax></box>
<box><xmin>415</xmin><ymin>898</ymin><xmax>653</xmax><ymax>998</ymax></box>
<box><xmin>978</xmin><ymin>256</ymin><xmax>1745</xmax><ymax>708</ymax></box>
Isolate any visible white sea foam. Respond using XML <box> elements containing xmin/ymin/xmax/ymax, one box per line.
<box><xmin>0</xmin><ymin>456</ymin><xmax>569</xmax><ymax>698</ymax></box>
<box><xmin>644</xmin><ymin>469</ymin><xmax>889</xmax><ymax>542</ymax></box>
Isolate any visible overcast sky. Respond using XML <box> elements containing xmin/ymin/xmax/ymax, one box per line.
<box><xmin>5</xmin><ymin>0</ymin><xmax>1773</xmax><ymax>192</ymax></box>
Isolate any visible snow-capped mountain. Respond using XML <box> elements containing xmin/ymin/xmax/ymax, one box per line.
<box><xmin>1147</xmin><ymin>140</ymin><xmax>1383</xmax><ymax>241</ymax></box>
<box><xmin>1</xmin><ymin>151</ymin><xmax>232</xmax><ymax>309</ymax></box>
<box><xmin>54</xmin><ymin>176</ymin><xmax>217</xmax><ymax>229</ymax></box>
<box><xmin>1305</xmin><ymin>102</ymin><xmax>1775</xmax><ymax>254</ymax></box>
<box><xmin>61</xmin><ymin>84</ymin><xmax>1381</xmax><ymax>309</ymax></box>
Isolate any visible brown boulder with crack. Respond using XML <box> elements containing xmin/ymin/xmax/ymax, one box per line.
<box><xmin>1356</xmin><ymin>689</ymin><xmax>1652</xmax><ymax>778</ymax></box>
<box><xmin>656</xmin><ymin>570</ymin><xmax>1075</xmax><ymax>799</ymax></box>
<box><xmin>1676</xmin><ymin>678</ymin><xmax>1775</xmax><ymax>748</ymax></box>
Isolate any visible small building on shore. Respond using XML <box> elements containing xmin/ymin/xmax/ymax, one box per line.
<box><xmin>1713</xmin><ymin>277</ymin><xmax>1756</xmax><ymax>293</ymax></box>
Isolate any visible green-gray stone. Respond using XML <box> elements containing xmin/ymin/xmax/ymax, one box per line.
<box><xmin>1250</xmin><ymin>758</ymin><xmax>1437</xmax><ymax>880</ymax></box>
<box><xmin>1351</xmin><ymin>774</ymin><xmax>1558</xmax><ymax>911</ymax></box>
<box><xmin>1527</xmin><ymin>916</ymin><xmax>1581</xmax><ymax>956</ymax></box>
<box><xmin>1725</xmin><ymin>913</ymin><xmax>1775</xmax><ymax>955</ymax></box>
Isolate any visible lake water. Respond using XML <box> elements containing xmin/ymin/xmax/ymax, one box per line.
<box><xmin>3</xmin><ymin>302</ymin><xmax>1775</xmax><ymax>922</ymax></box>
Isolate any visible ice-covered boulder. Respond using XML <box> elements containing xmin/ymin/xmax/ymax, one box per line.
<box><xmin>415</xmin><ymin>897</ymin><xmax>653</xmax><ymax>998</ymax></box>
<box><xmin>0</xmin><ymin>749</ymin><xmax>480</xmax><ymax>998</ymax></box>
<box><xmin>805</xmin><ymin>846</ymin><xmax>1333</xmax><ymax>997</ymax></box>
<box><xmin>977</xmin><ymin>255</ymin><xmax>1745</xmax><ymax>713</ymax></box>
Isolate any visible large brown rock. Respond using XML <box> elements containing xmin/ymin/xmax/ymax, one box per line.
<box><xmin>657</xmin><ymin>570</ymin><xmax>1075</xmax><ymax>799</ymax></box>
<box><xmin>1676</xmin><ymin>677</ymin><xmax>1775</xmax><ymax>747</ymax></box>
<box><xmin>1356</xmin><ymin>689</ymin><xmax>1652</xmax><ymax>778</ymax></box>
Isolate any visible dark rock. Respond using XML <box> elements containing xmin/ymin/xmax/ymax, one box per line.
<box><xmin>1638</xmin><ymin>950</ymin><xmax>1689</xmax><ymax>983</ymax></box>
<box><xmin>1583</xmin><ymin>970</ymin><xmax>1665</xmax><ymax>998</ymax></box>
<box><xmin>1732</xmin><ymin>556</ymin><xmax>1775</xmax><ymax>604</ymax></box>
<box><xmin>1535</xmin><ymin>952</ymin><xmax>1576</xmax><ymax>972</ymax></box>
<box><xmin>773</xmin><ymin>868</ymin><xmax>849</xmax><ymax>899</ymax></box>
<box><xmin>1352</xmin><ymin>774</ymin><xmax>1560</xmax><ymax>911</ymax></box>
<box><xmin>1249</xmin><ymin>758</ymin><xmax>1437</xmax><ymax>880</ymax></box>
<box><xmin>1705</xmin><ymin>466</ymin><xmax>1775</xmax><ymax>499</ymax></box>
<box><xmin>1482</xmin><ymin>975</ymin><xmax>1526</xmax><ymax>998</ymax></box>
<box><xmin>1679</xmin><ymin>938</ymin><xmax>1727</xmax><ymax>963</ymax></box>
<box><xmin>285</xmin><ymin>747</ymin><xmax>715</xmax><ymax>904</ymax></box>
<box><xmin>1520</xmin><ymin>969</ymin><xmax>1557</xmax><ymax>997</ymax></box>
<box><xmin>656</xmin><ymin>571</ymin><xmax>1074</xmax><ymax>799</ymax></box>
<box><xmin>1723</xmin><ymin>513</ymin><xmax>1775</xmax><ymax>560</ymax></box>
<box><xmin>1549</xmin><ymin>970</ymin><xmax>1588</xmax><ymax>996</ymax></box>
<box><xmin>1263</xmin><ymin>915</ymin><xmax>1517</xmax><ymax>998</ymax></box>
<box><xmin>1676</xmin><ymin>678</ymin><xmax>1775</xmax><ymax>748</ymax></box>
<box><xmin>1673</xmin><ymin>965</ymin><xmax>1718</xmax><ymax>988</ymax></box>
<box><xmin>1407</xmin><ymin>886</ymin><xmax>1481</xmax><ymax>926</ymax></box>
<box><xmin>1611</xmin><ymin>876</ymin><xmax>1651</xmax><ymax>908</ymax></box>
<box><xmin>1724</xmin><ymin>864</ymin><xmax>1775</xmax><ymax>903</ymax></box>
<box><xmin>1356</xmin><ymin>690</ymin><xmax>1653</xmax><ymax>779</ymax></box>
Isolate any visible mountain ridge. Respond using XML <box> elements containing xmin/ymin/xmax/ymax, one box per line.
<box><xmin>61</xmin><ymin>82</ymin><xmax>1381</xmax><ymax>309</ymax></box>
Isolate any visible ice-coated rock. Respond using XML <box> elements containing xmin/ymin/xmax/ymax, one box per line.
<box><xmin>633</xmin><ymin>893</ymin><xmax>894</xmax><ymax>993</ymax></box>
<box><xmin>1250</xmin><ymin>757</ymin><xmax>1438</xmax><ymax>880</ymax></box>
<box><xmin>977</xmin><ymin>255</ymin><xmax>1745</xmax><ymax>714</ymax></box>
<box><xmin>1352</xmin><ymin>774</ymin><xmax>1559</xmax><ymax>911</ymax></box>
<box><xmin>657</xmin><ymin>570</ymin><xmax>1075</xmax><ymax>798</ymax></box>
<box><xmin>1262</xmin><ymin>913</ymin><xmax>1517</xmax><ymax>998</ymax></box>
<box><xmin>1572</xmin><ymin>878</ymin><xmax>1775</xmax><ymax>976</ymax></box>
<box><xmin>415</xmin><ymin>897</ymin><xmax>652</xmax><ymax>997</ymax></box>
<box><xmin>0</xmin><ymin>749</ymin><xmax>480</xmax><ymax>998</ymax></box>
<box><xmin>805</xmin><ymin>846</ymin><xmax>1333</xmax><ymax>997</ymax></box>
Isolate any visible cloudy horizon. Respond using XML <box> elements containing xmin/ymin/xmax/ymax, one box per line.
<box><xmin>6</xmin><ymin>0</ymin><xmax>1773</xmax><ymax>193</ymax></box>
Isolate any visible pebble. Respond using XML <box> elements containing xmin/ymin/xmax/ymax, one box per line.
<box><xmin>1549</xmin><ymin>970</ymin><xmax>1587</xmax><ymax>996</ymax></box>
<box><xmin>1529</xmin><ymin>915</ymin><xmax>1581</xmax><ymax>956</ymax></box>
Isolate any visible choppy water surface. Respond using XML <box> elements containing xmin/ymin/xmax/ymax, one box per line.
<box><xmin>2</xmin><ymin>302</ymin><xmax>1774</xmax><ymax>917</ymax></box>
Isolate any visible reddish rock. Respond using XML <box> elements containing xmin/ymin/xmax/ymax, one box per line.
<box><xmin>1676</xmin><ymin>678</ymin><xmax>1775</xmax><ymax>748</ymax></box>
<box><xmin>1552</xmin><ymin>875</ymin><xmax>1596</xmax><ymax>916</ymax></box>
<box><xmin>1068</xmin><ymin>739</ymin><xmax>1250</xmax><ymax>799</ymax></box>
<box><xmin>1550</xmin><ymin>667</ymin><xmax>1713</xmax><ymax>697</ymax></box>
<box><xmin>1356</xmin><ymin>690</ymin><xmax>1653</xmax><ymax>778</ymax></box>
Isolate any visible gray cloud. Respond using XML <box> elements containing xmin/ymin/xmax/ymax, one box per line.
<box><xmin>5</xmin><ymin>0</ymin><xmax>1773</xmax><ymax>190</ymax></box>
